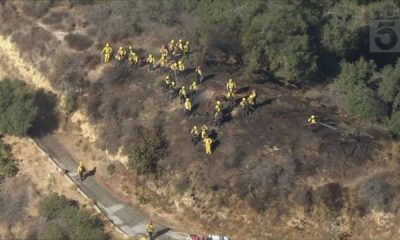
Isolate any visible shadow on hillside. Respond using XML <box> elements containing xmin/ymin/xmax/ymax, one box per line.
<box><xmin>153</xmin><ymin>228</ymin><xmax>170</xmax><ymax>239</ymax></box>
<box><xmin>29</xmin><ymin>89</ymin><xmax>59</xmax><ymax>137</ymax></box>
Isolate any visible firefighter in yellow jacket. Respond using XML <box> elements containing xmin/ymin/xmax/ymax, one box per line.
<box><xmin>147</xmin><ymin>54</ymin><xmax>155</xmax><ymax>70</ymax></box>
<box><xmin>184</xmin><ymin>98</ymin><xmax>192</xmax><ymax>115</ymax></box>
<box><xmin>203</xmin><ymin>137</ymin><xmax>213</xmax><ymax>155</ymax></box>
<box><xmin>77</xmin><ymin>161</ymin><xmax>86</xmax><ymax>181</ymax></box>
<box><xmin>102</xmin><ymin>43</ymin><xmax>112</xmax><ymax>63</ymax></box>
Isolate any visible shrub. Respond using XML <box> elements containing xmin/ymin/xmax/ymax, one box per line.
<box><xmin>138</xmin><ymin>195</ymin><xmax>149</xmax><ymax>205</ymax></box>
<box><xmin>127</xmin><ymin>127</ymin><xmax>167</xmax><ymax>175</ymax></box>
<box><xmin>378</xmin><ymin>60</ymin><xmax>400</xmax><ymax>110</ymax></box>
<box><xmin>106</xmin><ymin>163</ymin><xmax>115</xmax><ymax>175</ymax></box>
<box><xmin>83</xmin><ymin>1</ymin><xmax>142</xmax><ymax>41</ymax></box>
<box><xmin>0</xmin><ymin>140</ymin><xmax>18</xmax><ymax>177</ymax></box>
<box><xmin>342</xmin><ymin>84</ymin><xmax>381</xmax><ymax>121</ymax></box>
<box><xmin>38</xmin><ymin>193</ymin><xmax>73</xmax><ymax>220</ymax></box>
<box><xmin>175</xmin><ymin>176</ymin><xmax>189</xmax><ymax>194</ymax></box>
<box><xmin>317</xmin><ymin>183</ymin><xmax>344</xmax><ymax>214</ymax></box>
<box><xmin>336</xmin><ymin>58</ymin><xmax>377</xmax><ymax>92</ymax></box>
<box><xmin>37</xmin><ymin>222</ymin><xmax>68</xmax><ymax>240</ymax></box>
<box><xmin>359</xmin><ymin>177</ymin><xmax>395</xmax><ymax>212</ymax></box>
<box><xmin>0</xmin><ymin>79</ymin><xmax>38</xmax><ymax>136</ymax></box>
<box><xmin>38</xmin><ymin>193</ymin><xmax>107</xmax><ymax>240</ymax></box>
<box><xmin>62</xmin><ymin>92</ymin><xmax>77</xmax><ymax>117</ymax></box>
<box><xmin>64</xmin><ymin>33</ymin><xmax>93</xmax><ymax>51</ymax></box>
<box><xmin>385</xmin><ymin>111</ymin><xmax>400</xmax><ymax>136</ymax></box>
<box><xmin>20</xmin><ymin>0</ymin><xmax>53</xmax><ymax>18</ymax></box>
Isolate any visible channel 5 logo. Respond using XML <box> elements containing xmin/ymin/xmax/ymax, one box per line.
<box><xmin>370</xmin><ymin>18</ymin><xmax>400</xmax><ymax>52</ymax></box>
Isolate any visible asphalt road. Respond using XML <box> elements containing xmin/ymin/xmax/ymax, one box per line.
<box><xmin>34</xmin><ymin>134</ymin><xmax>189</xmax><ymax>240</ymax></box>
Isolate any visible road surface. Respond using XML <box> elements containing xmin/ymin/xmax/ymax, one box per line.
<box><xmin>34</xmin><ymin>134</ymin><xmax>189</xmax><ymax>240</ymax></box>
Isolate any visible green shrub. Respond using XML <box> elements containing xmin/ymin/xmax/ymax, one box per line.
<box><xmin>138</xmin><ymin>195</ymin><xmax>149</xmax><ymax>205</ymax></box>
<box><xmin>378</xmin><ymin>60</ymin><xmax>400</xmax><ymax>110</ymax></box>
<box><xmin>0</xmin><ymin>140</ymin><xmax>18</xmax><ymax>177</ymax></box>
<box><xmin>385</xmin><ymin>111</ymin><xmax>400</xmax><ymax>136</ymax></box>
<box><xmin>336</xmin><ymin>58</ymin><xmax>377</xmax><ymax>92</ymax></box>
<box><xmin>38</xmin><ymin>193</ymin><xmax>107</xmax><ymax>240</ymax></box>
<box><xmin>38</xmin><ymin>193</ymin><xmax>73</xmax><ymax>220</ymax></box>
<box><xmin>127</xmin><ymin>131</ymin><xmax>166</xmax><ymax>175</ymax></box>
<box><xmin>0</xmin><ymin>79</ymin><xmax>38</xmax><ymax>136</ymax></box>
<box><xmin>106</xmin><ymin>163</ymin><xmax>115</xmax><ymax>175</ymax></box>
<box><xmin>342</xmin><ymin>84</ymin><xmax>381</xmax><ymax>121</ymax></box>
<box><xmin>63</xmin><ymin>92</ymin><xmax>77</xmax><ymax>115</ymax></box>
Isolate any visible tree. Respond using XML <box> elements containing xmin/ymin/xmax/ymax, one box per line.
<box><xmin>378</xmin><ymin>60</ymin><xmax>400</xmax><ymax>110</ymax></box>
<box><xmin>321</xmin><ymin>1</ymin><xmax>365</xmax><ymax>58</ymax></box>
<box><xmin>247</xmin><ymin>2</ymin><xmax>318</xmax><ymax>82</ymax></box>
<box><xmin>0</xmin><ymin>79</ymin><xmax>38</xmax><ymax>135</ymax></box>
<box><xmin>385</xmin><ymin>111</ymin><xmax>400</xmax><ymax>136</ymax></box>
<box><xmin>38</xmin><ymin>193</ymin><xmax>108</xmax><ymax>240</ymax></box>
<box><xmin>335</xmin><ymin>58</ymin><xmax>377</xmax><ymax>91</ymax></box>
<box><xmin>342</xmin><ymin>84</ymin><xmax>381</xmax><ymax>121</ymax></box>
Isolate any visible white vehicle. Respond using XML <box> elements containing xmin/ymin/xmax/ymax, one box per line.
<box><xmin>186</xmin><ymin>234</ymin><xmax>231</xmax><ymax>240</ymax></box>
<box><xmin>208</xmin><ymin>235</ymin><xmax>231</xmax><ymax>240</ymax></box>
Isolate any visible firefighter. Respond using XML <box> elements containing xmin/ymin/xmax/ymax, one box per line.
<box><xmin>190</xmin><ymin>126</ymin><xmax>200</xmax><ymax>145</ymax></box>
<box><xmin>226</xmin><ymin>90</ymin><xmax>234</xmax><ymax>101</ymax></box>
<box><xmin>248</xmin><ymin>90</ymin><xmax>257</xmax><ymax>107</ymax></box>
<box><xmin>201</xmin><ymin>125</ymin><xmax>208</xmax><ymax>139</ymax></box>
<box><xmin>160</xmin><ymin>44</ymin><xmax>168</xmax><ymax>58</ymax></box>
<box><xmin>170</xmin><ymin>62</ymin><xmax>178</xmax><ymax>71</ymax></box>
<box><xmin>146</xmin><ymin>221</ymin><xmax>155</xmax><ymax>240</ymax></box>
<box><xmin>169</xmin><ymin>39</ymin><xmax>175</xmax><ymax>51</ymax></box>
<box><xmin>77</xmin><ymin>161</ymin><xmax>86</xmax><ymax>181</ymax></box>
<box><xmin>183</xmin><ymin>41</ymin><xmax>190</xmax><ymax>54</ymax></box>
<box><xmin>189</xmin><ymin>81</ymin><xmax>198</xmax><ymax>95</ymax></box>
<box><xmin>177</xmin><ymin>39</ymin><xmax>183</xmax><ymax>51</ymax></box>
<box><xmin>308</xmin><ymin>115</ymin><xmax>317</xmax><ymax>125</ymax></box>
<box><xmin>128</xmin><ymin>47</ymin><xmax>138</xmax><ymax>65</ymax></box>
<box><xmin>147</xmin><ymin>54</ymin><xmax>155</xmax><ymax>70</ymax></box>
<box><xmin>102</xmin><ymin>43</ymin><xmax>112</xmax><ymax>64</ymax></box>
<box><xmin>213</xmin><ymin>110</ymin><xmax>224</xmax><ymax>127</ymax></box>
<box><xmin>203</xmin><ymin>137</ymin><xmax>213</xmax><ymax>155</ymax></box>
<box><xmin>184</xmin><ymin>98</ymin><xmax>192</xmax><ymax>115</ymax></box>
<box><xmin>226</xmin><ymin>78</ymin><xmax>236</xmax><ymax>93</ymax></box>
<box><xmin>240</xmin><ymin>97</ymin><xmax>249</xmax><ymax>116</ymax></box>
<box><xmin>179</xmin><ymin>86</ymin><xmax>187</xmax><ymax>104</ymax></box>
<box><xmin>170</xmin><ymin>62</ymin><xmax>178</xmax><ymax>81</ymax></box>
<box><xmin>159</xmin><ymin>55</ymin><xmax>167</xmax><ymax>75</ymax></box>
<box><xmin>178</xmin><ymin>60</ymin><xmax>185</xmax><ymax>72</ymax></box>
<box><xmin>163</xmin><ymin>75</ymin><xmax>171</xmax><ymax>91</ymax></box>
<box><xmin>195</xmin><ymin>66</ymin><xmax>203</xmax><ymax>83</ymax></box>
<box><xmin>115</xmin><ymin>46</ymin><xmax>126</xmax><ymax>62</ymax></box>
<box><xmin>215</xmin><ymin>101</ymin><xmax>222</xmax><ymax>113</ymax></box>
<box><xmin>169</xmin><ymin>81</ymin><xmax>177</xmax><ymax>97</ymax></box>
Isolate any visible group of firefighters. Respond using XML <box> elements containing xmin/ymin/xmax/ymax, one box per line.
<box><xmin>101</xmin><ymin>41</ymin><xmax>260</xmax><ymax>156</ymax></box>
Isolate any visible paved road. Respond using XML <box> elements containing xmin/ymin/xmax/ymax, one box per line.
<box><xmin>34</xmin><ymin>134</ymin><xmax>189</xmax><ymax>240</ymax></box>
